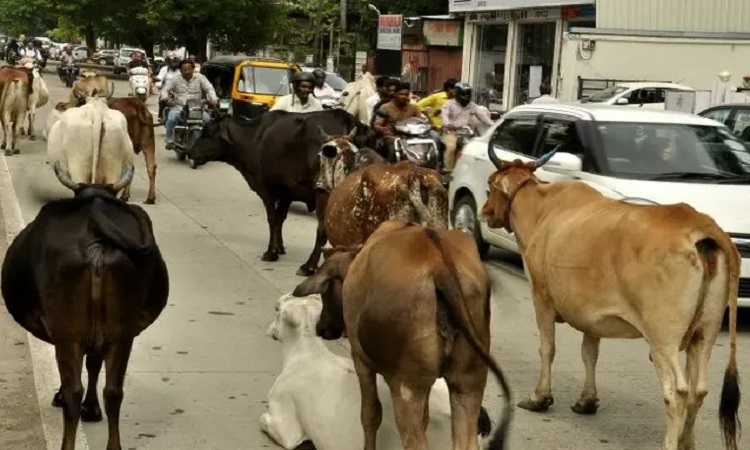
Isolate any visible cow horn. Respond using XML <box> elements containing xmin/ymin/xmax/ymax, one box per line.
<box><xmin>318</xmin><ymin>125</ymin><xmax>331</xmax><ymax>142</ymax></box>
<box><xmin>487</xmin><ymin>140</ymin><xmax>503</xmax><ymax>170</ymax></box>
<box><xmin>347</xmin><ymin>127</ymin><xmax>357</xmax><ymax>141</ymax></box>
<box><xmin>111</xmin><ymin>163</ymin><xmax>135</xmax><ymax>192</ymax></box>
<box><xmin>534</xmin><ymin>145</ymin><xmax>561</xmax><ymax>168</ymax></box>
<box><xmin>53</xmin><ymin>161</ymin><xmax>79</xmax><ymax>191</ymax></box>
<box><xmin>108</xmin><ymin>81</ymin><xmax>114</xmax><ymax>99</ymax></box>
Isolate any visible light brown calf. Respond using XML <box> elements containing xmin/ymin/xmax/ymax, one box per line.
<box><xmin>293</xmin><ymin>220</ymin><xmax>512</xmax><ymax>450</ymax></box>
<box><xmin>0</xmin><ymin>70</ymin><xmax>31</xmax><ymax>155</ymax></box>
<box><xmin>480</xmin><ymin>146</ymin><xmax>741</xmax><ymax>450</ymax></box>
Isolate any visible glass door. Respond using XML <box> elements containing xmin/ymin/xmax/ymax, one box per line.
<box><xmin>474</xmin><ymin>24</ymin><xmax>509</xmax><ymax>113</ymax></box>
<box><xmin>513</xmin><ymin>22</ymin><xmax>556</xmax><ymax>106</ymax></box>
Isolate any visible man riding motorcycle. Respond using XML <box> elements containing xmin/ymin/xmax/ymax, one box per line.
<box><xmin>160</xmin><ymin>59</ymin><xmax>218</xmax><ymax>150</ymax></box>
<box><xmin>417</xmin><ymin>78</ymin><xmax>457</xmax><ymax>131</ymax></box>
<box><xmin>373</xmin><ymin>81</ymin><xmax>436</xmax><ymax>162</ymax></box>
<box><xmin>157</xmin><ymin>51</ymin><xmax>181</xmax><ymax>118</ymax></box>
<box><xmin>127</xmin><ymin>51</ymin><xmax>150</xmax><ymax>75</ymax></box>
<box><xmin>19</xmin><ymin>40</ymin><xmax>42</xmax><ymax>62</ymax></box>
<box><xmin>270</xmin><ymin>71</ymin><xmax>323</xmax><ymax>113</ymax></box>
<box><xmin>440</xmin><ymin>82</ymin><xmax>493</xmax><ymax>176</ymax></box>
<box><xmin>312</xmin><ymin>68</ymin><xmax>335</xmax><ymax>98</ymax></box>
<box><xmin>188</xmin><ymin>54</ymin><xmax>201</xmax><ymax>73</ymax></box>
<box><xmin>5</xmin><ymin>37</ymin><xmax>20</xmax><ymax>58</ymax></box>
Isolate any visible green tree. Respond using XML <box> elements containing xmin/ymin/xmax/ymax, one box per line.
<box><xmin>0</xmin><ymin>0</ymin><xmax>57</xmax><ymax>37</ymax></box>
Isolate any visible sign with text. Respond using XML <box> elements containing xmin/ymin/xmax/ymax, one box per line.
<box><xmin>423</xmin><ymin>20</ymin><xmax>464</xmax><ymax>47</ymax></box>
<box><xmin>377</xmin><ymin>15</ymin><xmax>403</xmax><ymax>51</ymax></box>
<box><xmin>450</xmin><ymin>0</ymin><xmax>590</xmax><ymax>13</ymax></box>
<box><xmin>467</xmin><ymin>7</ymin><xmax>560</xmax><ymax>23</ymax></box>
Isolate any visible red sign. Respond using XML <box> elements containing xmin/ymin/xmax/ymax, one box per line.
<box><xmin>379</xmin><ymin>15</ymin><xmax>402</xmax><ymax>28</ymax></box>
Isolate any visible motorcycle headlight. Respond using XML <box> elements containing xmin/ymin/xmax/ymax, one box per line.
<box><xmin>187</xmin><ymin>109</ymin><xmax>203</xmax><ymax>120</ymax></box>
<box><xmin>395</xmin><ymin>125</ymin><xmax>409</xmax><ymax>133</ymax></box>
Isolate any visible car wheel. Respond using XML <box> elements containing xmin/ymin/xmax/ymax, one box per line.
<box><xmin>452</xmin><ymin>195</ymin><xmax>490</xmax><ymax>259</ymax></box>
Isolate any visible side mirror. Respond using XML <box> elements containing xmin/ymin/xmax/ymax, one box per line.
<box><xmin>540</xmin><ymin>152</ymin><xmax>582</xmax><ymax>173</ymax></box>
<box><xmin>615</xmin><ymin>97</ymin><xmax>629</xmax><ymax>105</ymax></box>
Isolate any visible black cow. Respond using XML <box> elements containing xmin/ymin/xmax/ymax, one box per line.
<box><xmin>187</xmin><ymin>109</ymin><xmax>377</xmax><ymax>276</ymax></box>
<box><xmin>2</xmin><ymin>186</ymin><xmax>169</xmax><ymax>450</ymax></box>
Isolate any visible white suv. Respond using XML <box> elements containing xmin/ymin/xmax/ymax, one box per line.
<box><xmin>581</xmin><ymin>82</ymin><xmax>694</xmax><ymax>110</ymax></box>
<box><xmin>448</xmin><ymin>103</ymin><xmax>750</xmax><ymax>306</ymax></box>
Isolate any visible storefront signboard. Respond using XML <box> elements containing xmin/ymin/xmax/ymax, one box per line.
<box><xmin>423</xmin><ymin>20</ymin><xmax>464</xmax><ymax>46</ymax></box>
<box><xmin>377</xmin><ymin>14</ymin><xmax>403</xmax><ymax>51</ymax></box>
<box><xmin>451</xmin><ymin>0</ymin><xmax>591</xmax><ymax>13</ymax></box>
<box><xmin>467</xmin><ymin>7</ymin><xmax>560</xmax><ymax>23</ymax></box>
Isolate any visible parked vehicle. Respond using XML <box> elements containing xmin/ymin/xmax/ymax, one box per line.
<box><xmin>392</xmin><ymin>117</ymin><xmax>439</xmax><ymax>169</ymax></box>
<box><xmin>201</xmin><ymin>55</ymin><xmax>301</xmax><ymax>120</ymax></box>
<box><xmin>698</xmin><ymin>103</ymin><xmax>750</xmax><ymax>142</ymax></box>
<box><xmin>92</xmin><ymin>49</ymin><xmax>117</xmax><ymax>66</ymax></box>
<box><xmin>73</xmin><ymin>45</ymin><xmax>89</xmax><ymax>61</ymax></box>
<box><xmin>113</xmin><ymin>47</ymin><xmax>149</xmax><ymax>74</ymax></box>
<box><xmin>129</xmin><ymin>66</ymin><xmax>150</xmax><ymax>101</ymax></box>
<box><xmin>448</xmin><ymin>102</ymin><xmax>750</xmax><ymax>306</ymax></box>
<box><xmin>579</xmin><ymin>82</ymin><xmax>694</xmax><ymax>110</ymax></box>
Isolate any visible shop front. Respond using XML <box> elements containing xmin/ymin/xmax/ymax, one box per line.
<box><xmin>454</xmin><ymin>0</ymin><xmax>595</xmax><ymax>111</ymax></box>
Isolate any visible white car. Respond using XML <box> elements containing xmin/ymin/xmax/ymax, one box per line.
<box><xmin>581</xmin><ymin>82</ymin><xmax>695</xmax><ymax>110</ymax></box>
<box><xmin>448</xmin><ymin>103</ymin><xmax>750</xmax><ymax>306</ymax></box>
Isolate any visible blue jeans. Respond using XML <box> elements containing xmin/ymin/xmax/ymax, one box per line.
<box><xmin>165</xmin><ymin>106</ymin><xmax>211</xmax><ymax>143</ymax></box>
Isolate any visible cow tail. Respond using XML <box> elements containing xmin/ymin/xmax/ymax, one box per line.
<box><xmin>403</xmin><ymin>172</ymin><xmax>448</xmax><ymax>229</ymax></box>
<box><xmin>707</xmin><ymin>232</ymin><xmax>742</xmax><ymax>450</ymax></box>
<box><xmin>424</xmin><ymin>228</ymin><xmax>511</xmax><ymax>450</ymax></box>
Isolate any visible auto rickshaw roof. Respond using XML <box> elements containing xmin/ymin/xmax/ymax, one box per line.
<box><xmin>203</xmin><ymin>55</ymin><xmax>298</xmax><ymax>69</ymax></box>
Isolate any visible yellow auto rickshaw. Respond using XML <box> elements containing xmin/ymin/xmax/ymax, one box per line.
<box><xmin>202</xmin><ymin>55</ymin><xmax>301</xmax><ymax>119</ymax></box>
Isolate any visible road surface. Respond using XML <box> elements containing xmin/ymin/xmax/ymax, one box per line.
<box><xmin>0</xmin><ymin>73</ymin><xmax>748</xmax><ymax>450</ymax></box>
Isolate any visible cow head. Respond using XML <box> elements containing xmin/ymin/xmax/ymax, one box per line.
<box><xmin>267</xmin><ymin>293</ymin><xmax>323</xmax><ymax>343</ymax></box>
<box><xmin>481</xmin><ymin>141</ymin><xmax>558</xmax><ymax>232</ymax></box>
<box><xmin>318</xmin><ymin>126</ymin><xmax>361</xmax><ymax>190</ymax></box>
<box><xmin>187</xmin><ymin>116</ymin><xmax>234</xmax><ymax>166</ymax></box>
<box><xmin>291</xmin><ymin>245</ymin><xmax>362</xmax><ymax>340</ymax></box>
<box><xmin>53</xmin><ymin>161</ymin><xmax>135</xmax><ymax>195</ymax></box>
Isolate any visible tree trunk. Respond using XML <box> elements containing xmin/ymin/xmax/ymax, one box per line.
<box><xmin>85</xmin><ymin>24</ymin><xmax>96</xmax><ymax>52</ymax></box>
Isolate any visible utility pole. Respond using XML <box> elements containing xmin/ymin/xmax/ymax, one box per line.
<box><xmin>338</xmin><ymin>0</ymin><xmax>346</xmax><ymax>73</ymax></box>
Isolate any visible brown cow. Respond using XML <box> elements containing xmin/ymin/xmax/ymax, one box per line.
<box><xmin>0</xmin><ymin>68</ymin><xmax>31</xmax><ymax>155</ymax></box>
<box><xmin>107</xmin><ymin>97</ymin><xmax>163</xmax><ymax>204</ymax></box>
<box><xmin>480</xmin><ymin>146</ymin><xmax>741</xmax><ymax>450</ymax></box>
<box><xmin>293</xmin><ymin>220</ymin><xmax>512</xmax><ymax>450</ymax></box>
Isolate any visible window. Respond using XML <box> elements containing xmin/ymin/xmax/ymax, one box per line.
<box><xmin>587</xmin><ymin>85</ymin><xmax>628</xmax><ymax>103</ymax></box>
<box><xmin>474</xmin><ymin>24</ymin><xmax>509</xmax><ymax>111</ymax></box>
<box><xmin>239</xmin><ymin>66</ymin><xmax>292</xmax><ymax>96</ymax></box>
<box><xmin>625</xmin><ymin>88</ymin><xmax>664</xmax><ymax>105</ymax></box>
<box><xmin>541</xmin><ymin>119</ymin><xmax>584</xmax><ymax>159</ymax></box>
<box><xmin>702</xmin><ymin>108</ymin><xmax>731</xmax><ymax>125</ymax></box>
<box><xmin>491</xmin><ymin>117</ymin><xmax>539</xmax><ymax>157</ymax></box>
<box><xmin>514</xmin><ymin>22</ymin><xmax>556</xmax><ymax>106</ymax></box>
<box><xmin>730</xmin><ymin>110</ymin><xmax>750</xmax><ymax>140</ymax></box>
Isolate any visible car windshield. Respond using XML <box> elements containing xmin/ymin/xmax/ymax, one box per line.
<box><xmin>239</xmin><ymin>66</ymin><xmax>291</xmax><ymax>96</ymax></box>
<box><xmin>325</xmin><ymin>73</ymin><xmax>346</xmax><ymax>91</ymax></box>
<box><xmin>597</xmin><ymin>122</ymin><xmax>750</xmax><ymax>182</ymax></box>
<box><xmin>587</xmin><ymin>85</ymin><xmax>629</xmax><ymax>103</ymax></box>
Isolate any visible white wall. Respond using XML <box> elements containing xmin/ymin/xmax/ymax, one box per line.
<box><xmin>558</xmin><ymin>32</ymin><xmax>750</xmax><ymax>101</ymax></box>
<box><xmin>596</xmin><ymin>0</ymin><xmax>750</xmax><ymax>33</ymax></box>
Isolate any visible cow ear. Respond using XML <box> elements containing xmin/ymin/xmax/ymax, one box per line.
<box><xmin>281</xmin><ymin>303</ymin><xmax>306</xmax><ymax>329</ymax></box>
<box><xmin>292</xmin><ymin>256</ymin><xmax>341</xmax><ymax>297</ymax></box>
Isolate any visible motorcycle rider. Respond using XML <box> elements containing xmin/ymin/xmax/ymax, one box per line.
<box><xmin>188</xmin><ymin>54</ymin><xmax>201</xmax><ymax>73</ymax></box>
<box><xmin>440</xmin><ymin>82</ymin><xmax>493</xmax><ymax>176</ymax></box>
<box><xmin>312</xmin><ymin>68</ymin><xmax>335</xmax><ymax>98</ymax></box>
<box><xmin>19</xmin><ymin>40</ymin><xmax>42</xmax><ymax>62</ymax></box>
<box><xmin>417</xmin><ymin>78</ymin><xmax>457</xmax><ymax>131</ymax></box>
<box><xmin>157</xmin><ymin>51</ymin><xmax>181</xmax><ymax>118</ymax></box>
<box><xmin>373</xmin><ymin>81</ymin><xmax>432</xmax><ymax>162</ymax></box>
<box><xmin>160</xmin><ymin>59</ymin><xmax>218</xmax><ymax>150</ymax></box>
<box><xmin>127</xmin><ymin>51</ymin><xmax>151</xmax><ymax>75</ymax></box>
<box><xmin>270</xmin><ymin>71</ymin><xmax>323</xmax><ymax>113</ymax></box>
<box><xmin>5</xmin><ymin>37</ymin><xmax>20</xmax><ymax>59</ymax></box>
<box><xmin>368</xmin><ymin>78</ymin><xmax>400</xmax><ymax>127</ymax></box>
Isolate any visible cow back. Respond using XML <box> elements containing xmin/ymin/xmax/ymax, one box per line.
<box><xmin>108</xmin><ymin>97</ymin><xmax>155</xmax><ymax>154</ymax></box>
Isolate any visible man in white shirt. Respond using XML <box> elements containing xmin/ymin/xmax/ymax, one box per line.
<box><xmin>271</xmin><ymin>71</ymin><xmax>324</xmax><ymax>113</ymax></box>
<box><xmin>531</xmin><ymin>83</ymin><xmax>560</xmax><ymax>104</ymax></box>
<box><xmin>19</xmin><ymin>41</ymin><xmax>42</xmax><ymax>62</ymax></box>
<box><xmin>312</xmin><ymin>68</ymin><xmax>336</xmax><ymax>97</ymax></box>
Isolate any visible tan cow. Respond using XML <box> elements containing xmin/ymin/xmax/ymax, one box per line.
<box><xmin>293</xmin><ymin>220</ymin><xmax>512</xmax><ymax>450</ymax></box>
<box><xmin>23</xmin><ymin>65</ymin><xmax>49</xmax><ymax>140</ymax></box>
<box><xmin>0</xmin><ymin>69</ymin><xmax>31</xmax><ymax>155</ymax></box>
<box><xmin>480</xmin><ymin>145</ymin><xmax>741</xmax><ymax>450</ymax></box>
<box><xmin>69</xmin><ymin>72</ymin><xmax>113</xmax><ymax>106</ymax></box>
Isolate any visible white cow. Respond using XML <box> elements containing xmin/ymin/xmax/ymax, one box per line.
<box><xmin>47</xmin><ymin>96</ymin><xmax>134</xmax><ymax>193</ymax></box>
<box><xmin>261</xmin><ymin>293</ymin><xmax>491</xmax><ymax>450</ymax></box>
<box><xmin>341</xmin><ymin>73</ymin><xmax>376</xmax><ymax>124</ymax></box>
<box><xmin>23</xmin><ymin>65</ymin><xmax>49</xmax><ymax>140</ymax></box>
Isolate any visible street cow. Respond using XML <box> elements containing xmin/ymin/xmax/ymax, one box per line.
<box><xmin>340</xmin><ymin>73</ymin><xmax>377</xmax><ymax>123</ymax></box>
<box><xmin>480</xmin><ymin>145</ymin><xmax>741</xmax><ymax>450</ymax></box>
<box><xmin>1</xmin><ymin>186</ymin><xmax>169</xmax><ymax>450</ymax></box>
<box><xmin>325</xmin><ymin>160</ymin><xmax>448</xmax><ymax>248</ymax></box>
<box><xmin>22</xmin><ymin>64</ymin><xmax>49</xmax><ymax>139</ymax></box>
<box><xmin>261</xmin><ymin>292</ymin><xmax>493</xmax><ymax>450</ymax></box>
<box><xmin>42</xmin><ymin>101</ymin><xmax>67</xmax><ymax>141</ymax></box>
<box><xmin>293</xmin><ymin>220</ymin><xmax>512</xmax><ymax>450</ymax></box>
<box><xmin>107</xmin><ymin>97</ymin><xmax>164</xmax><ymax>204</ymax></box>
<box><xmin>47</xmin><ymin>95</ymin><xmax>135</xmax><ymax>195</ymax></box>
<box><xmin>0</xmin><ymin>67</ymin><xmax>32</xmax><ymax>155</ymax></box>
<box><xmin>186</xmin><ymin>109</ymin><xmax>377</xmax><ymax>276</ymax></box>
<box><xmin>69</xmin><ymin>72</ymin><xmax>114</xmax><ymax>106</ymax></box>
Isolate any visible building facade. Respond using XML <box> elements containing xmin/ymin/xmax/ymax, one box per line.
<box><xmin>453</xmin><ymin>0</ymin><xmax>594</xmax><ymax>111</ymax></box>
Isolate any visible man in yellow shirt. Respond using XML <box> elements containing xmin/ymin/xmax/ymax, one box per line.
<box><xmin>417</xmin><ymin>78</ymin><xmax>457</xmax><ymax>130</ymax></box>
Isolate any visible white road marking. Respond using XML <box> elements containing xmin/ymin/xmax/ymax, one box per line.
<box><xmin>0</xmin><ymin>152</ymin><xmax>90</xmax><ymax>450</ymax></box>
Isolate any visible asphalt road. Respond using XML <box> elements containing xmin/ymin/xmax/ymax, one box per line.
<box><xmin>1</xmin><ymin>74</ymin><xmax>749</xmax><ymax>450</ymax></box>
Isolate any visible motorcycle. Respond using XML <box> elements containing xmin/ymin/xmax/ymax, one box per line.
<box><xmin>59</xmin><ymin>64</ymin><xmax>79</xmax><ymax>88</ymax></box>
<box><xmin>172</xmin><ymin>98</ymin><xmax>212</xmax><ymax>168</ymax></box>
<box><xmin>392</xmin><ymin>117</ymin><xmax>439</xmax><ymax>169</ymax></box>
<box><xmin>318</xmin><ymin>95</ymin><xmax>340</xmax><ymax>110</ymax></box>
<box><xmin>129</xmin><ymin>66</ymin><xmax>150</xmax><ymax>102</ymax></box>
<box><xmin>5</xmin><ymin>49</ymin><xmax>18</xmax><ymax>65</ymax></box>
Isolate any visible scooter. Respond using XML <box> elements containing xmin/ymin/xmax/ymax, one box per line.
<box><xmin>392</xmin><ymin>117</ymin><xmax>439</xmax><ymax>170</ymax></box>
<box><xmin>128</xmin><ymin>66</ymin><xmax>150</xmax><ymax>102</ymax></box>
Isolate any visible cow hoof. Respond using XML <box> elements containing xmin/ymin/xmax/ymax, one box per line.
<box><xmin>12</xmin><ymin>149</ymin><xmax>19</xmax><ymax>155</ymax></box>
<box><xmin>296</xmin><ymin>265</ymin><xmax>316</xmax><ymax>277</ymax></box>
<box><xmin>51</xmin><ymin>391</ymin><xmax>64</xmax><ymax>408</ymax></box>
<box><xmin>261</xmin><ymin>251</ymin><xmax>279</xmax><ymax>262</ymax></box>
<box><xmin>28</xmin><ymin>135</ymin><xmax>36</xmax><ymax>141</ymax></box>
<box><xmin>571</xmin><ymin>399</ymin><xmax>599</xmax><ymax>415</ymax></box>
<box><xmin>4</xmin><ymin>150</ymin><xmax>11</xmax><ymax>156</ymax></box>
<box><xmin>144</xmin><ymin>198</ymin><xmax>156</xmax><ymax>205</ymax></box>
<box><xmin>81</xmin><ymin>402</ymin><xmax>103</xmax><ymax>422</ymax></box>
<box><xmin>275</xmin><ymin>246</ymin><xmax>286</xmax><ymax>255</ymax></box>
<box><xmin>517</xmin><ymin>395</ymin><xmax>554</xmax><ymax>412</ymax></box>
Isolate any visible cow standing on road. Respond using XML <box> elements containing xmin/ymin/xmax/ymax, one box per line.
<box><xmin>481</xmin><ymin>145</ymin><xmax>741</xmax><ymax>450</ymax></box>
<box><xmin>293</xmin><ymin>220</ymin><xmax>512</xmax><ymax>450</ymax></box>
<box><xmin>1</xmin><ymin>186</ymin><xmax>169</xmax><ymax>450</ymax></box>
<box><xmin>22</xmin><ymin>64</ymin><xmax>49</xmax><ymax>140</ymax></box>
<box><xmin>0</xmin><ymin>66</ymin><xmax>32</xmax><ymax>155</ymax></box>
